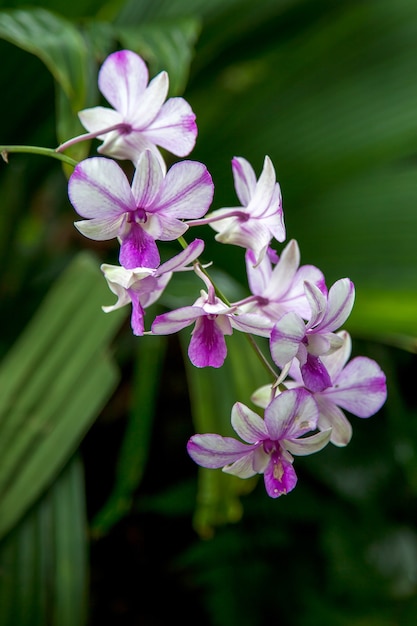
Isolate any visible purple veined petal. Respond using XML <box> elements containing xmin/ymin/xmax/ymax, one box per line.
<box><xmin>306</xmin><ymin>332</ymin><xmax>332</xmax><ymax>357</ymax></box>
<box><xmin>139</xmin><ymin>273</ymin><xmax>172</xmax><ymax>309</ymax></box>
<box><xmin>130</xmin><ymin>70</ymin><xmax>169</xmax><ymax>128</ymax></box>
<box><xmin>119</xmin><ymin>224</ymin><xmax>160</xmax><ymax>269</ymax></box>
<box><xmin>318</xmin><ymin>278</ymin><xmax>355</xmax><ymax>332</ymax></box>
<box><xmin>304</xmin><ymin>281</ymin><xmax>327</xmax><ymax>328</ymax></box>
<box><xmin>68</xmin><ymin>157</ymin><xmax>134</xmax><ymax>219</ymax></box>
<box><xmin>230</xmin><ymin>312</ymin><xmax>273</xmax><ymax>337</ymax></box>
<box><xmin>231</xmin><ymin>402</ymin><xmax>269</xmax><ymax>443</ymax></box>
<box><xmin>315</xmin><ymin>395</ymin><xmax>353</xmax><ymax>446</ymax></box>
<box><xmin>188</xmin><ymin>316</ymin><xmax>228</xmax><ymax>368</ymax></box>
<box><xmin>270</xmin><ymin>312</ymin><xmax>306</xmax><ymax>368</ymax></box>
<box><xmin>143</xmin><ymin>97</ymin><xmax>197</xmax><ymax>157</ymax></box>
<box><xmin>131</xmin><ymin>150</ymin><xmax>164</xmax><ymax>208</ymax></box>
<box><xmin>74</xmin><ymin>215</ymin><xmax>125</xmax><ymax>241</ymax></box>
<box><xmin>280</xmin><ymin>264</ymin><xmax>327</xmax><ymax>320</ymax></box>
<box><xmin>152</xmin><ymin>161</ymin><xmax>214</xmax><ymax>219</ymax></box>
<box><xmin>151</xmin><ymin>306</ymin><xmax>203</xmax><ymax>335</ymax></box>
<box><xmin>300</xmin><ymin>353</ymin><xmax>332</xmax><ymax>392</ymax></box>
<box><xmin>263</xmin><ymin>239</ymin><xmax>300</xmax><ymax>300</ymax></box>
<box><xmin>263</xmin><ymin>450</ymin><xmax>297</xmax><ymax>498</ymax></box>
<box><xmin>128</xmin><ymin>289</ymin><xmax>146</xmax><ymax>336</ymax></box>
<box><xmin>284</xmin><ymin>428</ymin><xmax>331</xmax><ymax>456</ymax></box>
<box><xmin>247</xmin><ymin>155</ymin><xmax>276</xmax><ymax>216</ymax></box>
<box><xmin>98</xmin><ymin>50</ymin><xmax>149</xmax><ymax>116</ymax></box>
<box><xmin>222</xmin><ymin>452</ymin><xmax>259</xmax><ymax>479</ymax></box>
<box><xmin>231</xmin><ymin>156</ymin><xmax>257</xmax><ymax>206</ymax></box>
<box><xmin>320</xmin><ymin>330</ymin><xmax>352</xmax><ymax>379</ymax></box>
<box><xmin>187</xmin><ymin>434</ymin><xmax>256</xmax><ymax>468</ymax></box>
<box><xmin>265</xmin><ymin>388</ymin><xmax>317</xmax><ymax>440</ymax></box>
<box><xmin>158</xmin><ymin>239</ymin><xmax>204</xmax><ymax>274</ymax></box>
<box><xmin>145</xmin><ymin>212</ymin><xmax>188</xmax><ymax>241</ymax></box>
<box><xmin>245</xmin><ymin>249</ymin><xmax>272</xmax><ymax>294</ymax></box>
<box><xmin>78</xmin><ymin>106</ymin><xmax>122</xmax><ymax>135</ymax></box>
<box><xmin>322</xmin><ymin>356</ymin><xmax>387</xmax><ymax>417</ymax></box>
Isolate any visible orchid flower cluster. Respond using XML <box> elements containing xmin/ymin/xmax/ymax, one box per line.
<box><xmin>62</xmin><ymin>49</ymin><xmax>387</xmax><ymax>499</ymax></box>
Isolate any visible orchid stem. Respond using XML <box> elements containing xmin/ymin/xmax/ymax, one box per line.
<box><xmin>0</xmin><ymin>145</ymin><xmax>78</xmax><ymax>168</ymax></box>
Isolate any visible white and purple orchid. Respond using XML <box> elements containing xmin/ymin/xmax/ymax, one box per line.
<box><xmin>101</xmin><ymin>238</ymin><xmax>205</xmax><ymax>336</ymax></box>
<box><xmin>151</xmin><ymin>268</ymin><xmax>273</xmax><ymax>368</ymax></box>
<box><xmin>187</xmin><ymin>388</ymin><xmax>331</xmax><ymax>498</ymax></box>
<box><xmin>68</xmin><ymin>151</ymin><xmax>214</xmax><ymax>269</ymax></box>
<box><xmin>59</xmin><ymin>49</ymin><xmax>197</xmax><ymax>167</ymax></box>
<box><xmin>234</xmin><ymin>239</ymin><xmax>327</xmax><ymax>321</ymax></box>
<box><xmin>188</xmin><ymin>155</ymin><xmax>285</xmax><ymax>265</ymax></box>
<box><xmin>270</xmin><ymin>278</ymin><xmax>355</xmax><ymax>392</ymax></box>
<box><xmin>253</xmin><ymin>331</ymin><xmax>387</xmax><ymax>446</ymax></box>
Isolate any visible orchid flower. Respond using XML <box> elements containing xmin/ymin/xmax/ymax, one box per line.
<box><xmin>187</xmin><ymin>388</ymin><xmax>331</xmax><ymax>498</ymax></box>
<box><xmin>68</xmin><ymin>151</ymin><xmax>214</xmax><ymax>269</ymax></box>
<box><xmin>151</xmin><ymin>267</ymin><xmax>273</xmax><ymax>368</ymax></box>
<box><xmin>187</xmin><ymin>156</ymin><xmax>285</xmax><ymax>265</ymax></box>
<box><xmin>252</xmin><ymin>331</ymin><xmax>387</xmax><ymax>446</ymax></box>
<box><xmin>233</xmin><ymin>239</ymin><xmax>326</xmax><ymax>321</ymax></box>
<box><xmin>270</xmin><ymin>278</ymin><xmax>355</xmax><ymax>392</ymax></box>
<box><xmin>101</xmin><ymin>238</ymin><xmax>204</xmax><ymax>336</ymax></box>
<box><xmin>58</xmin><ymin>50</ymin><xmax>197</xmax><ymax>168</ymax></box>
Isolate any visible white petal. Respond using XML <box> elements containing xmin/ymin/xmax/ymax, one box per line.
<box><xmin>231</xmin><ymin>402</ymin><xmax>268</xmax><ymax>443</ymax></box>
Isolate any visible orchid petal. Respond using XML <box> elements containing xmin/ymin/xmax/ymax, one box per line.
<box><xmin>231</xmin><ymin>402</ymin><xmax>268</xmax><ymax>443</ymax></box>
<box><xmin>231</xmin><ymin>156</ymin><xmax>257</xmax><ymax>205</ymax></box>
<box><xmin>187</xmin><ymin>434</ymin><xmax>256</xmax><ymax>468</ymax></box>
<box><xmin>151</xmin><ymin>306</ymin><xmax>203</xmax><ymax>335</ymax></box>
<box><xmin>304</xmin><ymin>281</ymin><xmax>327</xmax><ymax>328</ymax></box>
<box><xmin>245</xmin><ymin>249</ymin><xmax>272</xmax><ymax>294</ymax></box>
<box><xmin>264</xmin><ymin>239</ymin><xmax>300</xmax><ymax>298</ymax></box>
<box><xmin>318</xmin><ymin>278</ymin><xmax>355</xmax><ymax>332</ymax></box>
<box><xmin>320</xmin><ymin>330</ymin><xmax>352</xmax><ymax>379</ymax></box>
<box><xmin>74</xmin><ymin>216</ymin><xmax>124</xmax><ymax>241</ymax></box>
<box><xmin>284</xmin><ymin>428</ymin><xmax>332</xmax><ymax>456</ymax></box>
<box><xmin>155</xmin><ymin>161</ymin><xmax>214</xmax><ymax>219</ymax></box>
<box><xmin>69</xmin><ymin>157</ymin><xmax>134</xmax><ymax>219</ymax></box>
<box><xmin>230</xmin><ymin>312</ymin><xmax>273</xmax><ymax>337</ymax></box>
<box><xmin>143</xmin><ymin>97</ymin><xmax>197</xmax><ymax>156</ymax></box>
<box><xmin>263</xmin><ymin>451</ymin><xmax>297</xmax><ymax>497</ymax></box>
<box><xmin>301</xmin><ymin>354</ymin><xmax>332</xmax><ymax>392</ymax></box>
<box><xmin>98</xmin><ymin>50</ymin><xmax>149</xmax><ymax>116</ymax></box>
<box><xmin>158</xmin><ymin>238</ymin><xmax>204</xmax><ymax>274</ymax></box>
<box><xmin>130</xmin><ymin>71</ymin><xmax>169</xmax><ymax>128</ymax></box>
<box><xmin>119</xmin><ymin>224</ymin><xmax>160</xmax><ymax>269</ymax></box>
<box><xmin>222</xmin><ymin>453</ymin><xmax>258</xmax><ymax>479</ymax></box>
<box><xmin>270</xmin><ymin>312</ymin><xmax>306</xmax><ymax>367</ymax></box>
<box><xmin>131</xmin><ymin>150</ymin><xmax>164</xmax><ymax>208</ymax></box>
<box><xmin>188</xmin><ymin>316</ymin><xmax>228</xmax><ymax>368</ymax></box>
<box><xmin>322</xmin><ymin>356</ymin><xmax>387</xmax><ymax>417</ymax></box>
<box><xmin>265</xmin><ymin>388</ymin><xmax>317</xmax><ymax>440</ymax></box>
<box><xmin>247</xmin><ymin>155</ymin><xmax>276</xmax><ymax>215</ymax></box>
<box><xmin>315</xmin><ymin>396</ymin><xmax>353</xmax><ymax>446</ymax></box>
<box><xmin>77</xmin><ymin>106</ymin><xmax>122</xmax><ymax>135</ymax></box>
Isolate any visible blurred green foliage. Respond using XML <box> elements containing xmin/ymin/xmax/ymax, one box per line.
<box><xmin>0</xmin><ymin>0</ymin><xmax>417</xmax><ymax>624</ymax></box>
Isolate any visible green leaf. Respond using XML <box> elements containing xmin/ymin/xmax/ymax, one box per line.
<box><xmin>91</xmin><ymin>333</ymin><xmax>167</xmax><ymax>537</ymax></box>
<box><xmin>0</xmin><ymin>251</ymin><xmax>127</xmax><ymax>540</ymax></box>
<box><xmin>0</xmin><ymin>8</ymin><xmax>88</xmax><ymax>108</ymax></box>
<box><xmin>0</xmin><ymin>455</ymin><xmax>88</xmax><ymax>626</ymax></box>
<box><xmin>116</xmin><ymin>17</ymin><xmax>201</xmax><ymax>95</ymax></box>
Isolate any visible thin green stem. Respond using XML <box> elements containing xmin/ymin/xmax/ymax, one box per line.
<box><xmin>245</xmin><ymin>334</ymin><xmax>279</xmax><ymax>381</ymax></box>
<box><xmin>0</xmin><ymin>145</ymin><xmax>78</xmax><ymax>168</ymax></box>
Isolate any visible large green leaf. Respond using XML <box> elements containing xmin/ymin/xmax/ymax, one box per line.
<box><xmin>0</xmin><ymin>251</ymin><xmax>127</xmax><ymax>540</ymax></box>
<box><xmin>0</xmin><ymin>456</ymin><xmax>88</xmax><ymax>626</ymax></box>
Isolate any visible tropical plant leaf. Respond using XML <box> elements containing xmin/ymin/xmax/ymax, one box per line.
<box><xmin>0</xmin><ymin>251</ymin><xmax>127</xmax><ymax>540</ymax></box>
<box><xmin>0</xmin><ymin>455</ymin><xmax>88</xmax><ymax>626</ymax></box>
